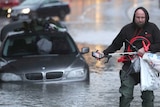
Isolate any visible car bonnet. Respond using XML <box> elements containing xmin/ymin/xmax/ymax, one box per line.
<box><xmin>1</xmin><ymin>54</ymin><xmax>85</xmax><ymax>73</ymax></box>
<box><xmin>12</xmin><ymin>4</ymin><xmax>39</xmax><ymax>11</ymax></box>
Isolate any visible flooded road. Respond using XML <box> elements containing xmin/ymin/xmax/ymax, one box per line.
<box><xmin>0</xmin><ymin>72</ymin><xmax>120</xmax><ymax>107</ymax></box>
<box><xmin>1</xmin><ymin>0</ymin><xmax>160</xmax><ymax>107</ymax></box>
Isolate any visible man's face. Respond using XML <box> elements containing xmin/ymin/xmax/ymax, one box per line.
<box><xmin>134</xmin><ymin>9</ymin><xmax>146</xmax><ymax>27</ymax></box>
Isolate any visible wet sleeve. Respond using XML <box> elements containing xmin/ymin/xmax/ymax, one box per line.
<box><xmin>103</xmin><ymin>27</ymin><xmax>125</xmax><ymax>55</ymax></box>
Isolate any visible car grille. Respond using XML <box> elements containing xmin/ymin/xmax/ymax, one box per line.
<box><xmin>25</xmin><ymin>72</ymin><xmax>63</xmax><ymax>80</ymax></box>
<box><xmin>25</xmin><ymin>73</ymin><xmax>43</xmax><ymax>80</ymax></box>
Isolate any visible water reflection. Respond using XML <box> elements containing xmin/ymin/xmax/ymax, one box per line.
<box><xmin>0</xmin><ymin>70</ymin><xmax>121</xmax><ymax>107</ymax></box>
<box><xmin>77</xmin><ymin>43</ymin><xmax>122</xmax><ymax>73</ymax></box>
<box><xmin>0</xmin><ymin>82</ymin><xmax>91</xmax><ymax>107</ymax></box>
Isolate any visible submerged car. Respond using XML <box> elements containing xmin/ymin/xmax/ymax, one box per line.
<box><xmin>0</xmin><ymin>0</ymin><xmax>24</xmax><ymax>16</ymax></box>
<box><xmin>0</xmin><ymin>22</ymin><xmax>90</xmax><ymax>83</ymax></box>
<box><xmin>7</xmin><ymin>0</ymin><xmax>71</xmax><ymax>21</ymax></box>
<box><xmin>0</xmin><ymin>18</ymin><xmax>66</xmax><ymax>42</ymax></box>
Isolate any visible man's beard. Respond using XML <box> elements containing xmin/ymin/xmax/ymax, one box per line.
<box><xmin>136</xmin><ymin>23</ymin><xmax>145</xmax><ymax>28</ymax></box>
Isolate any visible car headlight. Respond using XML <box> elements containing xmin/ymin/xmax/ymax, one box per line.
<box><xmin>1</xmin><ymin>73</ymin><xmax>22</xmax><ymax>82</ymax></box>
<box><xmin>7</xmin><ymin>8</ymin><xmax>12</xmax><ymax>13</ymax></box>
<box><xmin>21</xmin><ymin>8</ymin><xmax>30</xmax><ymax>14</ymax></box>
<box><xmin>67</xmin><ymin>69</ymin><xmax>86</xmax><ymax>78</ymax></box>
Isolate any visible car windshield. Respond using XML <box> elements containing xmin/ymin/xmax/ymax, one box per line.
<box><xmin>2</xmin><ymin>32</ymin><xmax>77</xmax><ymax>57</ymax></box>
<box><xmin>20</xmin><ymin>0</ymin><xmax>44</xmax><ymax>5</ymax></box>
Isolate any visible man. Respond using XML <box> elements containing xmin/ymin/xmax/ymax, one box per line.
<box><xmin>103</xmin><ymin>7</ymin><xmax>160</xmax><ymax>107</ymax></box>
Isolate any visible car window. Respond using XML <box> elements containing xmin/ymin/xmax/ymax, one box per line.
<box><xmin>2</xmin><ymin>32</ymin><xmax>77</xmax><ymax>57</ymax></box>
<box><xmin>39</xmin><ymin>33</ymin><xmax>77</xmax><ymax>55</ymax></box>
<box><xmin>3</xmin><ymin>35</ymin><xmax>37</xmax><ymax>57</ymax></box>
<box><xmin>21</xmin><ymin>0</ymin><xmax>44</xmax><ymax>5</ymax></box>
<box><xmin>43</xmin><ymin>0</ymin><xmax>59</xmax><ymax>4</ymax></box>
<box><xmin>49</xmin><ymin>0</ymin><xmax>60</xmax><ymax>3</ymax></box>
<box><xmin>51</xmin><ymin>36</ymin><xmax>75</xmax><ymax>54</ymax></box>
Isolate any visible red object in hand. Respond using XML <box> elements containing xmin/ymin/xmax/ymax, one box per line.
<box><xmin>142</xmin><ymin>40</ymin><xmax>150</xmax><ymax>52</ymax></box>
<box><xmin>117</xmin><ymin>55</ymin><xmax>133</xmax><ymax>62</ymax></box>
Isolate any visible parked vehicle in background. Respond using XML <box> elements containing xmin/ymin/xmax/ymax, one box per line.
<box><xmin>0</xmin><ymin>19</ymin><xmax>90</xmax><ymax>84</ymax></box>
<box><xmin>0</xmin><ymin>0</ymin><xmax>23</xmax><ymax>16</ymax></box>
<box><xmin>7</xmin><ymin>0</ymin><xmax>71</xmax><ymax>21</ymax></box>
<box><xmin>0</xmin><ymin>18</ymin><xmax>67</xmax><ymax>42</ymax></box>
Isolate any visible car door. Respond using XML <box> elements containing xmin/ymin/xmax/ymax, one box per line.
<box><xmin>36</xmin><ymin>0</ymin><xmax>50</xmax><ymax>17</ymax></box>
<box><xmin>37</xmin><ymin>0</ymin><xmax>60</xmax><ymax>18</ymax></box>
<box><xmin>46</xmin><ymin>0</ymin><xmax>62</xmax><ymax>16</ymax></box>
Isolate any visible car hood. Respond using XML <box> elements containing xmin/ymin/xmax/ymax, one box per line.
<box><xmin>12</xmin><ymin>4</ymin><xmax>40</xmax><ymax>11</ymax></box>
<box><xmin>2</xmin><ymin>54</ymin><xmax>86</xmax><ymax>73</ymax></box>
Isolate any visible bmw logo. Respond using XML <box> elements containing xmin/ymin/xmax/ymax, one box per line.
<box><xmin>42</xmin><ymin>67</ymin><xmax>46</xmax><ymax>70</ymax></box>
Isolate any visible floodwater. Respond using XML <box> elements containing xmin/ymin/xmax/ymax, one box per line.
<box><xmin>0</xmin><ymin>72</ymin><xmax>120</xmax><ymax>107</ymax></box>
<box><xmin>1</xmin><ymin>0</ymin><xmax>160</xmax><ymax>107</ymax></box>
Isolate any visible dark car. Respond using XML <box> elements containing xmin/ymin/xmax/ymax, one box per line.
<box><xmin>0</xmin><ymin>0</ymin><xmax>23</xmax><ymax>16</ymax></box>
<box><xmin>0</xmin><ymin>18</ymin><xmax>67</xmax><ymax>42</ymax></box>
<box><xmin>0</xmin><ymin>22</ymin><xmax>90</xmax><ymax>83</ymax></box>
<box><xmin>7</xmin><ymin>0</ymin><xmax>71</xmax><ymax>21</ymax></box>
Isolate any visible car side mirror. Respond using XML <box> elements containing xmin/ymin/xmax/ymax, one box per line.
<box><xmin>81</xmin><ymin>47</ymin><xmax>89</xmax><ymax>54</ymax></box>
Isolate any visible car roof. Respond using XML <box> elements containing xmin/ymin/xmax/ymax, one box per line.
<box><xmin>0</xmin><ymin>18</ymin><xmax>67</xmax><ymax>42</ymax></box>
<box><xmin>0</xmin><ymin>19</ymin><xmax>31</xmax><ymax>41</ymax></box>
<box><xmin>7</xmin><ymin>30</ymin><xmax>69</xmax><ymax>38</ymax></box>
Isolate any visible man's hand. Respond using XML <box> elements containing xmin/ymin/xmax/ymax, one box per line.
<box><xmin>138</xmin><ymin>47</ymin><xmax>145</xmax><ymax>56</ymax></box>
<box><xmin>92</xmin><ymin>50</ymin><xmax>104</xmax><ymax>60</ymax></box>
